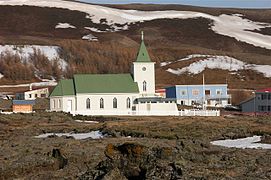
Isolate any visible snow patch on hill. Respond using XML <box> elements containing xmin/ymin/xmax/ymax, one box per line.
<box><xmin>82</xmin><ymin>34</ymin><xmax>98</xmax><ymax>41</ymax></box>
<box><xmin>0</xmin><ymin>45</ymin><xmax>67</xmax><ymax>70</ymax></box>
<box><xmin>165</xmin><ymin>55</ymin><xmax>271</xmax><ymax>78</ymax></box>
<box><xmin>84</xmin><ymin>27</ymin><xmax>106</xmax><ymax>32</ymax></box>
<box><xmin>0</xmin><ymin>80</ymin><xmax>57</xmax><ymax>88</ymax></box>
<box><xmin>1</xmin><ymin>0</ymin><xmax>271</xmax><ymax>49</ymax></box>
<box><xmin>55</xmin><ymin>23</ymin><xmax>76</xmax><ymax>29</ymax></box>
<box><xmin>211</xmin><ymin>136</ymin><xmax>271</xmax><ymax>149</ymax></box>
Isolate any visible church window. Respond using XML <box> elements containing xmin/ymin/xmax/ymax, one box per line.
<box><xmin>143</xmin><ymin>81</ymin><xmax>147</xmax><ymax>92</ymax></box>
<box><xmin>127</xmin><ymin>98</ymin><xmax>131</xmax><ymax>109</ymax></box>
<box><xmin>53</xmin><ymin>100</ymin><xmax>56</xmax><ymax>109</ymax></box>
<box><xmin>113</xmin><ymin>98</ymin><xmax>117</xmax><ymax>109</ymax></box>
<box><xmin>86</xmin><ymin>98</ymin><xmax>90</xmax><ymax>109</ymax></box>
<box><xmin>58</xmin><ymin>99</ymin><xmax>61</xmax><ymax>108</ymax></box>
<box><xmin>142</xmin><ymin>67</ymin><xmax>146</xmax><ymax>71</ymax></box>
<box><xmin>100</xmin><ymin>98</ymin><xmax>104</xmax><ymax>109</ymax></box>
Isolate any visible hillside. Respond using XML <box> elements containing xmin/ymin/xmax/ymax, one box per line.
<box><xmin>0</xmin><ymin>0</ymin><xmax>270</xmax><ymax>94</ymax></box>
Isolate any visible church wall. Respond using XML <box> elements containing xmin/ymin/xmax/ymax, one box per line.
<box><xmin>75</xmin><ymin>93</ymin><xmax>139</xmax><ymax>115</ymax></box>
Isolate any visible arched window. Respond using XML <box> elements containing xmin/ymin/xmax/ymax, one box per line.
<box><xmin>143</xmin><ymin>81</ymin><xmax>147</xmax><ymax>92</ymax></box>
<box><xmin>53</xmin><ymin>100</ymin><xmax>56</xmax><ymax>109</ymax></box>
<box><xmin>86</xmin><ymin>98</ymin><xmax>90</xmax><ymax>109</ymax></box>
<box><xmin>58</xmin><ymin>99</ymin><xmax>61</xmax><ymax>108</ymax></box>
<box><xmin>113</xmin><ymin>98</ymin><xmax>117</xmax><ymax>109</ymax></box>
<box><xmin>100</xmin><ymin>98</ymin><xmax>104</xmax><ymax>109</ymax></box>
<box><xmin>127</xmin><ymin>97</ymin><xmax>131</xmax><ymax>109</ymax></box>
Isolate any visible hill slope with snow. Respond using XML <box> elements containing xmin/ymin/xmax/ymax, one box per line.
<box><xmin>0</xmin><ymin>0</ymin><xmax>271</xmax><ymax>49</ymax></box>
<box><xmin>0</xmin><ymin>1</ymin><xmax>270</xmax><ymax>90</ymax></box>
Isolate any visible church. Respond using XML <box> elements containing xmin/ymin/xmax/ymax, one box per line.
<box><xmin>49</xmin><ymin>32</ymin><xmax>178</xmax><ymax>116</ymax></box>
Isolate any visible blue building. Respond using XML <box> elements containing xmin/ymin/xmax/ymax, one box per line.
<box><xmin>166</xmin><ymin>84</ymin><xmax>231</xmax><ymax>107</ymax></box>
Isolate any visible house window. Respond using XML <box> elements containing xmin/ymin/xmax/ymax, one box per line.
<box><xmin>181</xmin><ymin>90</ymin><xmax>186</xmax><ymax>96</ymax></box>
<box><xmin>216</xmin><ymin>89</ymin><xmax>222</xmax><ymax>95</ymax></box>
<box><xmin>205</xmin><ymin>90</ymin><xmax>211</xmax><ymax>95</ymax></box>
<box><xmin>100</xmin><ymin>98</ymin><xmax>104</xmax><ymax>109</ymax></box>
<box><xmin>192</xmin><ymin>89</ymin><xmax>199</xmax><ymax>96</ymax></box>
<box><xmin>261</xmin><ymin>94</ymin><xmax>267</xmax><ymax>100</ymax></box>
<box><xmin>29</xmin><ymin>94</ymin><xmax>32</xmax><ymax>98</ymax></box>
<box><xmin>113</xmin><ymin>98</ymin><xmax>117</xmax><ymax>109</ymax></box>
<box><xmin>58</xmin><ymin>99</ymin><xmax>61</xmax><ymax>108</ymax></box>
<box><xmin>143</xmin><ymin>81</ymin><xmax>147</xmax><ymax>92</ymax></box>
<box><xmin>35</xmin><ymin>94</ymin><xmax>38</xmax><ymax>98</ymax></box>
<box><xmin>53</xmin><ymin>100</ymin><xmax>56</xmax><ymax>109</ymax></box>
<box><xmin>86</xmin><ymin>98</ymin><xmax>90</xmax><ymax>109</ymax></box>
<box><xmin>127</xmin><ymin>97</ymin><xmax>131</xmax><ymax>109</ymax></box>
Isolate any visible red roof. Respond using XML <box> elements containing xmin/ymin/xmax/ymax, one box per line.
<box><xmin>155</xmin><ymin>89</ymin><xmax>166</xmax><ymax>93</ymax></box>
<box><xmin>257</xmin><ymin>88</ymin><xmax>271</xmax><ymax>93</ymax></box>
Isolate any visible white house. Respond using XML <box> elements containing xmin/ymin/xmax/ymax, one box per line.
<box><xmin>16</xmin><ymin>87</ymin><xmax>49</xmax><ymax>100</ymax></box>
<box><xmin>49</xmin><ymin>32</ymin><xmax>179</xmax><ymax>116</ymax></box>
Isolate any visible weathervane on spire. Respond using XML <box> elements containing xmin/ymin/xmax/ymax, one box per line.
<box><xmin>141</xmin><ymin>31</ymin><xmax>144</xmax><ymax>41</ymax></box>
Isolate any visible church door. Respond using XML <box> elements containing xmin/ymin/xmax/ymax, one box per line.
<box><xmin>67</xmin><ymin>100</ymin><xmax>72</xmax><ymax>112</ymax></box>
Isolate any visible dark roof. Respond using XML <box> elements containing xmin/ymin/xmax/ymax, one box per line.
<box><xmin>239</xmin><ymin>97</ymin><xmax>254</xmax><ymax>105</ymax></box>
<box><xmin>12</xmin><ymin>100</ymin><xmax>35</xmax><ymax>105</ymax></box>
<box><xmin>136</xmin><ymin>97</ymin><xmax>176</xmax><ymax>103</ymax></box>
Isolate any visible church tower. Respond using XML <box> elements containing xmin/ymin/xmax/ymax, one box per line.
<box><xmin>132</xmin><ymin>31</ymin><xmax>155</xmax><ymax>96</ymax></box>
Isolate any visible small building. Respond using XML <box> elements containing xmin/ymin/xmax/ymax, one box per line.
<box><xmin>12</xmin><ymin>100</ymin><xmax>35</xmax><ymax>113</ymax></box>
<box><xmin>16</xmin><ymin>87</ymin><xmax>49</xmax><ymax>100</ymax></box>
<box><xmin>166</xmin><ymin>84</ymin><xmax>231</xmax><ymax>107</ymax></box>
<box><xmin>240</xmin><ymin>88</ymin><xmax>271</xmax><ymax>113</ymax></box>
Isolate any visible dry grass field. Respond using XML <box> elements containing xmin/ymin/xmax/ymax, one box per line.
<box><xmin>0</xmin><ymin>112</ymin><xmax>271</xmax><ymax>179</ymax></box>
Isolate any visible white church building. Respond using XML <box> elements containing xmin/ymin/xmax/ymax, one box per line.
<box><xmin>49</xmin><ymin>32</ymin><xmax>179</xmax><ymax>116</ymax></box>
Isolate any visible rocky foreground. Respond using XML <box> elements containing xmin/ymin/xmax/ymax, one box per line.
<box><xmin>0</xmin><ymin>113</ymin><xmax>271</xmax><ymax>179</ymax></box>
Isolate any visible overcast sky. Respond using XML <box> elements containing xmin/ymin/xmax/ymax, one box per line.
<box><xmin>78</xmin><ymin>0</ymin><xmax>271</xmax><ymax>9</ymax></box>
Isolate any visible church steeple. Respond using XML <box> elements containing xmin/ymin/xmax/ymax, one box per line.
<box><xmin>135</xmin><ymin>31</ymin><xmax>151</xmax><ymax>62</ymax></box>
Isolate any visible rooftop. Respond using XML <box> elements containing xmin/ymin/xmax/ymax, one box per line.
<box><xmin>13</xmin><ymin>100</ymin><xmax>35</xmax><ymax>105</ymax></box>
<box><xmin>257</xmin><ymin>88</ymin><xmax>271</xmax><ymax>93</ymax></box>
<box><xmin>50</xmin><ymin>74</ymin><xmax>139</xmax><ymax>97</ymax></box>
<box><xmin>135</xmin><ymin>31</ymin><xmax>151</xmax><ymax>63</ymax></box>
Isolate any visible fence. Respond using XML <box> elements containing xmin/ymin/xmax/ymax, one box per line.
<box><xmin>72</xmin><ymin>109</ymin><xmax>220</xmax><ymax>117</ymax></box>
<box><xmin>178</xmin><ymin>109</ymin><xmax>220</xmax><ymax>116</ymax></box>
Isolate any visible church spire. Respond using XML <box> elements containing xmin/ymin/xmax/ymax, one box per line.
<box><xmin>135</xmin><ymin>31</ymin><xmax>151</xmax><ymax>62</ymax></box>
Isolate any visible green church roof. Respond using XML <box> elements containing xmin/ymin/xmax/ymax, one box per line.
<box><xmin>135</xmin><ymin>33</ymin><xmax>151</xmax><ymax>62</ymax></box>
<box><xmin>74</xmin><ymin>74</ymin><xmax>139</xmax><ymax>94</ymax></box>
<box><xmin>50</xmin><ymin>74</ymin><xmax>139</xmax><ymax>97</ymax></box>
<box><xmin>50</xmin><ymin>79</ymin><xmax>75</xmax><ymax>97</ymax></box>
